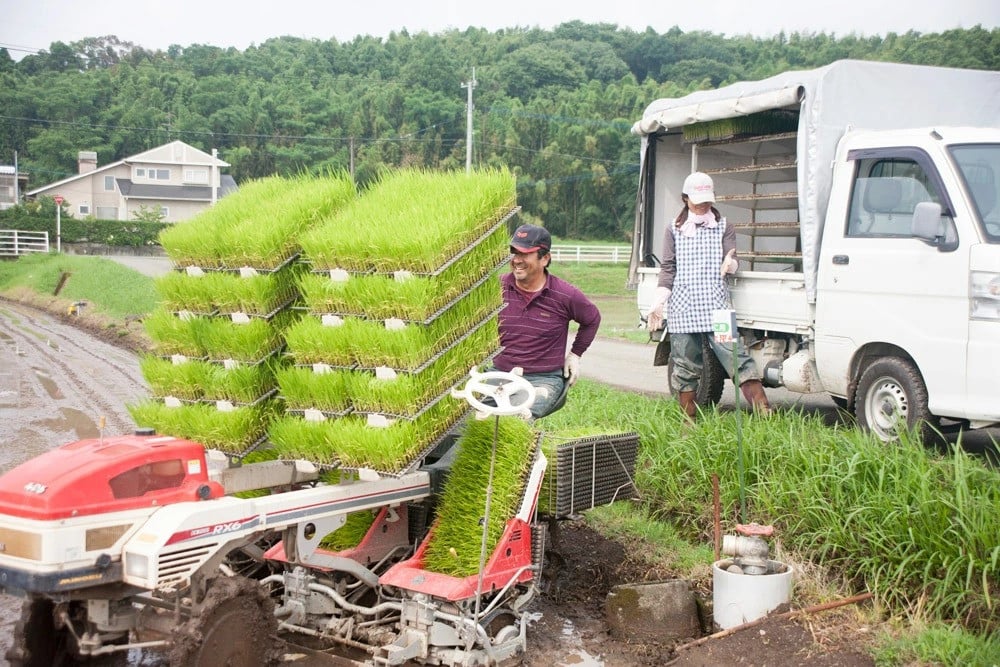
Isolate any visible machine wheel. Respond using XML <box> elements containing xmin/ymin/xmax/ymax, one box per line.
<box><xmin>667</xmin><ymin>335</ymin><xmax>726</xmax><ymax>407</ymax></box>
<box><xmin>168</xmin><ymin>576</ymin><xmax>279</xmax><ymax>667</ymax></box>
<box><xmin>855</xmin><ymin>357</ymin><xmax>937</xmax><ymax>443</ymax></box>
<box><xmin>7</xmin><ymin>599</ymin><xmax>78</xmax><ymax>666</ymax></box>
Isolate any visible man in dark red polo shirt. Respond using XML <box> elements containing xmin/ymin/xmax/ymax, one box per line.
<box><xmin>492</xmin><ymin>224</ymin><xmax>602</xmax><ymax>418</ymax></box>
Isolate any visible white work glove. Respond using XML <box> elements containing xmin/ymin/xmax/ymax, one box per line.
<box><xmin>563</xmin><ymin>353</ymin><xmax>581</xmax><ymax>386</ymax></box>
<box><xmin>720</xmin><ymin>248</ymin><xmax>738</xmax><ymax>276</ymax></box>
<box><xmin>646</xmin><ymin>286</ymin><xmax>671</xmax><ymax>332</ymax></box>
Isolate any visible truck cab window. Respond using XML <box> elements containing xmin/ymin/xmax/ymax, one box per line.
<box><xmin>950</xmin><ymin>144</ymin><xmax>1000</xmax><ymax>243</ymax></box>
<box><xmin>847</xmin><ymin>158</ymin><xmax>940</xmax><ymax>238</ymax></box>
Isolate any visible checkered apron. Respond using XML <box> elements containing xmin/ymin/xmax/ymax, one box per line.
<box><xmin>666</xmin><ymin>219</ymin><xmax>731</xmax><ymax>333</ymax></box>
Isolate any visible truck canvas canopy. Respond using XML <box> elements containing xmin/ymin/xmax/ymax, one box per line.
<box><xmin>630</xmin><ymin>59</ymin><xmax>1000</xmax><ymax>300</ymax></box>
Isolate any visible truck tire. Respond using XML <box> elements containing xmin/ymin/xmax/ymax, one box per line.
<box><xmin>855</xmin><ymin>357</ymin><xmax>937</xmax><ymax>443</ymax></box>
<box><xmin>667</xmin><ymin>335</ymin><xmax>726</xmax><ymax>407</ymax></box>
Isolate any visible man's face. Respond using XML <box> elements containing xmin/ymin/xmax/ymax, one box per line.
<box><xmin>510</xmin><ymin>248</ymin><xmax>547</xmax><ymax>286</ymax></box>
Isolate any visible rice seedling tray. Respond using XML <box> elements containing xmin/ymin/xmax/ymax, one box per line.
<box><xmin>297</xmin><ymin>312</ymin><xmax>501</xmax><ymax>375</ymax></box>
<box><xmin>284</xmin><ymin>407</ymin><xmax>354</xmax><ymax>420</ymax></box>
<box><xmin>538</xmin><ymin>431</ymin><xmax>640</xmax><ymax>518</ymax></box>
<box><xmin>224</xmin><ymin>296</ymin><xmax>298</xmax><ymax>323</ymax></box>
<box><xmin>208</xmin><ymin>343</ymin><xmax>286</xmax><ymax>368</ymax></box>
<box><xmin>156</xmin><ymin>388</ymin><xmax>279</xmax><ymax>410</ymax></box>
<box><xmin>175</xmin><ymin>251</ymin><xmax>301</xmax><ymax>275</ymax></box>
<box><xmin>268</xmin><ymin>403</ymin><xmax>470</xmax><ymax>474</ymax></box>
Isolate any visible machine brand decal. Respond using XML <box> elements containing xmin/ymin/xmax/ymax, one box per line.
<box><xmin>186</xmin><ymin>459</ymin><xmax>201</xmax><ymax>475</ymax></box>
<box><xmin>23</xmin><ymin>482</ymin><xmax>47</xmax><ymax>494</ymax></box>
<box><xmin>165</xmin><ymin>516</ymin><xmax>259</xmax><ymax>545</ymax></box>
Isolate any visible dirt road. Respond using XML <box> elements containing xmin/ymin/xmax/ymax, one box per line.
<box><xmin>0</xmin><ymin>299</ymin><xmax>148</xmax><ymax>661</ymax></box>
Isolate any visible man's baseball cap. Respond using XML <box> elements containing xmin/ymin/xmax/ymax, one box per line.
<box><xmin>510</xmin><ymin>224</ymin><xmax>551</xmax><ymax>253</ymax></box>
<box><xmin>682</xmin><ymin>171</ymin><xmax>715</xmax><ymax>205</ymax></box>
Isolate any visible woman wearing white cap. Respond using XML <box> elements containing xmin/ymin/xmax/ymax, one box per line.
<box><xmin>646</xmin><ymin>172</ymin><xmax>771</xmax><ymax>421</ymax></box>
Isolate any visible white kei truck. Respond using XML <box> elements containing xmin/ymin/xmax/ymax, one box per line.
<box><xmin>629</xmin><ymin>59</ymin><xmax>1000</xmax><ymax>441</ymax></box>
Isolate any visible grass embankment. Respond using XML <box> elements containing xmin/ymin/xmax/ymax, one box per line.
<box><xmin>1</xmin><ymin>253</ymin><xmax>998</xmax><ymax>664</ymax></box>
<box><xmin>0</xmin><ymin>253</ymin><xmax>157</xmax><ymax>349</ymax></box>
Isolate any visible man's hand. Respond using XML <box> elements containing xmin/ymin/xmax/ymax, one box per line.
<box><xmin>646</xmin><ymin>286</ymin><xmax>671</xmax><ymax>332</ymax></box>
<box><xmin>563</xmin><ymin>353</ymin><xmax>581</xmax><ymax>386</ymax></box>
<box><xmin>720</xmin><ymin>248</ymin><xmax>738</xmax><ymax>276</ymax></box>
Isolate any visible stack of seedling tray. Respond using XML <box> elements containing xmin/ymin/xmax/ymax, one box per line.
<box><xmin>129</xmin><ymin>173</ymin><xmax>358</xmax><ymax>455</ymax></box>
<box><xmin>270</xmin><ymin>168</ymin><xmax>517</xmax><ymax>473</ymax></box>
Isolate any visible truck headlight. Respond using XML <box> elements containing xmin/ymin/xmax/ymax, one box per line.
<box><xmin>124</xmin><ymin>553</ymin><xmax>148</xmax><ymax>580</ymax></box>
<box><xmin>970</xmin><ymin>272</ymin><xmax>1000</xmax><ymax>321</ymax></box>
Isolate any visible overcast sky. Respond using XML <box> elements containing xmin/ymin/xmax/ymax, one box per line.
<box><xmin>2</xmin><ymin>0</ymin><xmax>998</xmax><ymax>60</ymax></box>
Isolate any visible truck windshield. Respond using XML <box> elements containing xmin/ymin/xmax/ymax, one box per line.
<box><xmin>950</xmin><ymin>144</ymin><xmax>1000</xmax><ymax>243</ymax></box>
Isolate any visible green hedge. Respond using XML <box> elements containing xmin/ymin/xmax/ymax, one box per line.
<box><xmin>0</xmin><ymin>201</ymin><xmax>168</xmax><ymax>247</ymax></box>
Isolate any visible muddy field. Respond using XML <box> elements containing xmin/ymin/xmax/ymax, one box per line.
<box><xmin>0</xmin><ymin>299</ymin><xmax>876</xmax><ymax>666</ymax></box>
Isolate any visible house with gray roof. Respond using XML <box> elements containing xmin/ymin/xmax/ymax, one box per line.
<box><xmin>26</xmin><ymin>140</ymin><xmax>237</xmax><ymax>222</ymax></box>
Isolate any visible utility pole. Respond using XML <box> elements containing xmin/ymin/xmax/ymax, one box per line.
<box><xmin>461</xmin><ymin>68</ymin><xmax>477</xmax><ymax>173</ymax></box>
<box><xmin>13</xmin><ymin>151</ymin><xmax>19</xmax><ymax>205</ymax></box>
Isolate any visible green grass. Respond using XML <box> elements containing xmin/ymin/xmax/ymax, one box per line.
<box><xmin>0</xmin><ymin>253</ymin><xmax>158</xmax><ymax>317</ymax></box>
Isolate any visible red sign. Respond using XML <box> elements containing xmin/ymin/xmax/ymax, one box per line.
<box><xmin>53</xmin><ymin>195</ymin><xmax>64</xmax><ymax>205</ymax></box>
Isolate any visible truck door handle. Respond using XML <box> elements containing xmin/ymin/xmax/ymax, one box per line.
<box><xmin>832</xmin><ymin>255</ymin><xmax>850</xmax><ymax>265</ymax></box>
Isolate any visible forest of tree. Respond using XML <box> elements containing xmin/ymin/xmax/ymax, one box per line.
<box><xmin>1</xmin><ymin>22</ymin><xmax>997</xmax><ymax>240</ymax></box>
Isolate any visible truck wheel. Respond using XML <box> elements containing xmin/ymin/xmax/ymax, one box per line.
<box><xmin>855</xmin><ymin>357</ymin><xmax>936</xmax><ymax>443</ymax></box>
<box><xmin>667</xmin><ymin>336</ymin><xmax>726</xmax><ymax>407</ymax></box>
<box><xmin>169</xmin><ymin>576</ymin><xmax>279</xmax><ymax>667</ymax></box>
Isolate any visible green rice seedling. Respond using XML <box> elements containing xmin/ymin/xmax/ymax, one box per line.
<box><xmin>200</xmin><ymin>309</ymin><xmax>297</xmax><ymax>363</ymax></box>
<box><xmin>282</xmin><ymin>316</ymin><xmax>357</xmax><ymax>366</ymax></box>
<box><xmin>296</xmin><ymin>272</ymin><xmax>355</xmax><ymax>314</ymax></box>
<box><xmin>267</xmin><ymin>416</ymin><xmax>338</xmax><ymax>464</ymax></box>
<box><xmin>225</xmin><ymin>173</ymin><xmax>357</xmax><ymax>269</ymax></box>
<box><xmin>342</xmin><ymin>278</ymin><xmax>500</xmax><ymax>370</ymax></box>
<box><xmin>423</xmin><ymin>417</ymin><xmax>536</xmax><ymax>577</ymax></box>
<box><xmin>139</xmin><ymin>356</ymin><xmax>214</xmax><ymax>400</ymax></box>
<box><xmin>276</xmin><ymin>365</ymin><xmax>351</xmax><ymax>412</ymax></box>
<box><xmin>300</xmin><ymin>168</ymin><xmax>515</xmax><ymax>273</ymax></box>
<box><xmin>160</xmin><ymin>177</ymin><xmax>289</xmax><ymax>265</ymax></box>
<box><xmin>129</xmin><ymin>400</ymin><xmax>278</xmax><ymax>453</ymax></box>
<box><xmin>210</xmin><ymin>263</ymin><xmax>304</xmax><ymax>316</ymax></box>
<box><xmin>180</xmin><ymin>402</ymin><xmax>279</xmax><ymax>453</ymax></box>
<box><xmin>348</xmin><ymin>322</ymin><xmax>498</xmax><ymax>416</ymax></box>
<box><xmin>143</xmin><ymin>309</ymin><xmax>210</xmax><ymax>358</ymax></box>
<box><xmin>298</xmin><ymin>224</ymin><xmax>508</xmax><ymax>321</ymax></box>
<box><xmin>159</xmin><ymin>174</ymin><xmax>356</xmax><ymax>269</ymax></box>
<box><xmin>203</xmin><ymin>358</ymin><xmax>281</xmax><ymax>404</ymax></box>
<box><xmin>319</xmin><ymin>509</ymin><xmax>378</xmax><ymax>551</ymax></box>
<box><xmin>268</xmin><ymin>399</ymin><xmax>467</xmax><ymax>470</ymax></box>
<box><xmin>154</xmin><ymin>271</ymin><xmax>220</xmax><ymax>314</ymax></box>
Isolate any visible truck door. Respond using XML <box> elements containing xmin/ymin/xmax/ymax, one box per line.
<box><xmin>815</xmin><ymin>148</ymin><xmax>969</xmax><ymax>425</ymax></box>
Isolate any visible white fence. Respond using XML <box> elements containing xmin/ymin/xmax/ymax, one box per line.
<box><xmin>549</xmin><ymin>244</ymin><xmax>630</xmax><ymax>263</ymax></box>
<box><xmin>0</xmin><ymin>230</ymin><xmax>50</xmax><ymax>256</ymax></box>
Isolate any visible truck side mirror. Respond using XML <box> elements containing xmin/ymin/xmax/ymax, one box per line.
<box><xmin>911</xmin><ymin>201</ymin><xmax>958</xmax><ymax>251</ymax></box>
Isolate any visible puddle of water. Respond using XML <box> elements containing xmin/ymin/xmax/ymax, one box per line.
<box><xmin>35</xmin><ymin>407</ymin><xmax>100</xmax><ymax>440</ymax></box>
<box><xmin>32</xmin><ymin>366</ymin><xmax>65</xmax><ymax>400</ymax></box>
<box><xmin>557</xmin><ymin>618</ymin><xmax>604</xmax><ymax>666</ymax></box>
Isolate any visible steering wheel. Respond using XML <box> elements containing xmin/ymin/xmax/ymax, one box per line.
<box><xmin>452</xmin><ymin>368</ymin><xmax>536</xmax><ymax>417</ymax></box>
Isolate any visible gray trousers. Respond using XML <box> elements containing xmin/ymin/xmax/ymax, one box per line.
<box><xmin>669</xmin><ymin>332</ymin><xmax>761</xmax><ymax>393</ymax></box>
